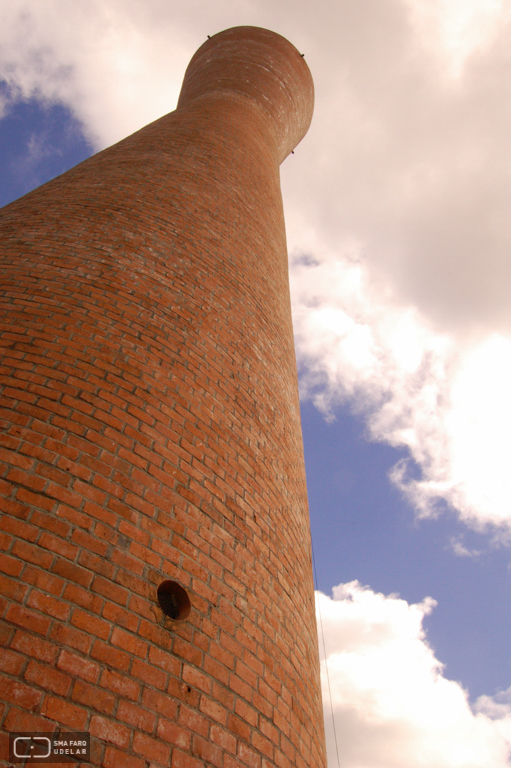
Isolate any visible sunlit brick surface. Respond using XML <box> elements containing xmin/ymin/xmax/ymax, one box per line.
<box><xmin>0</xmin><ymin>26</ymin><xmax>325</xmax><ymax>768</ymax></box>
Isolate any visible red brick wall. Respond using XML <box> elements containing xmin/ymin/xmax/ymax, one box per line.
<box><xmin>0</xmin><ymin>26</ymin><xmax>326</xmax><ymax>768</ymax></box>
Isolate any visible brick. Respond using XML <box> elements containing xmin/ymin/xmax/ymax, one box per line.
<box><xmin>5</xmin><ymin>604</ymin><xmax>51</xmax><ymax>635</ymax></box>
<box><xmin>57</xmin><ymin>503</ymin><xmax>94</xmax><ymax>530</ymax></box>
<box><xmin>182</xmin><ymin>665</ymin><xmax>212</xmax><ymax>695</ymax></box>
<box><xmin>0</xmin><ymin>678</ymin><xmax>42</xmax><ymax>711</ymax></box>
<box><xmin>173</xmin><ymin>637</ymin><xmax>202</xmax><ymax>667</ymax></box>
<box><xmin>209</xmin><ymin>639</ymin><xmax>235</xmax><ymax>670</ymax></box>
<box><xmin>229</xmin><ymin>673</ymin><xmax>253</xmax><ymax>701</ymax></box>
<box><xmin>238</xmin><ymin>742</ymin><xmax>261</xmax><ymax>768</ymax></box>
<box><xmin>57</xmin><ymin>649</ymin><xmax>100</xmax><ymax>683</ymax></box>
<box><xmin>63</xmin><ymin>582</ymin><xmax>103</xmax><ymax>613</ymax></box>
<box><xmin>228</xmin><ymin>714</ymin><xmax>252</xmax><ymax>742</ymax></box>
<box><xmin>192</xmin><ymin>735</ymin><xmax>223</xmax><ymax>768</ymax></box>
<box><xmin>3</xmin><ymin>707</ymin><xmax>56</xmax><ymax>733</ymax></box>
<box><xmin>0</xmin><ymin>621</ymin><xmax>13</xmax><ymax>646</ymax></box>
<box><xmin>102</xmin><ymin>601</ymin><xmax>139</xmax><ymax>632</ymax></box>
<box><xmin>72</xmin><ymin>528</ymin><xmax>110</xmax><ymax>558</ymax></box>
<box><xmin>172</xmin><ymin>750</ymin><xmax>204</xmax><ymax>768</ymax></box>
<box><xmin>14</xmin><ymin>491</ymin><xmax>61</xmax><ymax>520</ymax></box>
<box><xmin>260</xmin><ymin>717</ymin><xmax>279</xmax><ymax>745</ymax></box>
<box><xmin>100</xmin><ymin>669</ymin><xmax>140</xmax><ymax>702</ymax></box>
<box><xmin>103</xmin><ymin>746</ymin><xmax>145</xmax><ymax>768</ymax></box>
<box><xmin>111</xmin><ymin>627</ymin><xmax>147</xmax><ymax>658</ymax></box>
<box><xmin>204</xmin><ymin>654</ymin><xmax>230</xmax><ymax>686</ymax></box>
<box><xmin>22</xmin><ymin>564</ymin><xmax>64</xmax><ymax>595</ymax></box>
<box><xmin>210</xmin><ymin>724</ymin><xmax>237</xmax><ymax>754</ymax></box>
<box><xmin>72</xmin><ymin>679</ymin><xmax>116</xmax><ymax>715</ymax></box>
<box><xmin>49</xmin><ymin>623</ymin><xmax>93</xmax><ymax>654</ymax></box>
<box><xmin>199</xmin><ymin>695</ymin><xmax>227</xmax><ymax>725</ymax></box>
<box><xmin>92</xmin><ymin>575</ymin><xmax>129</xmax><ymax>605</ymax></box>
<box><xmin>137</xmin><ymin>619</ymin><xmax>173</xmax><ymax>652</ymax></box>
<box><xmin>12</xmin><ymin>539</ymin><xmax>54</xmax><ymax>568</ymax></box>
<box><xmin>157</xmin><ymin>718</ymin><xmax>191</xmax><ymax>748</ymax></box>
<box><xmin>178</xmin><ymin>706</ymin><xmax>209</xmax><ymax>738</ymax></box>
<box><xmin>131</xmin><ymin>659</ymin><xmax>167</xmax><ymax>690</ymax></box>
<box><xmin>31</xmin><ymin>510</ymin><xmax>70</xmax><ymax>538</ymax></box>
<box><xmin>45</xmin><ymin>481</ymin><xmax>83</xmax><ymax>509</ymax></box>
<box><xmin>132</xmin><ymin>732</ymin><xmax>171</xmax><ymax>765</ymax></box>
<box><xmin>0</xmin><ymin>446</ymin><xmax>34</xmax><ymax>469</ymax></box>
<box><xmin>25</xmin><ymin>660</ymin><xmax>72</xmax><ymax>696</ymax></box>
<box><xmin>91</xmin><ymin>639</ymin><xmax>131</xmax><ymax>671</ymax></box>
<box><xmin>83</xmin><ymin>499</ymin><xmax>117</xmax><ymax>528</ymax></box>
<box><xmin>90</xmin><ymin>715</ymin><xmax>130</xmax><ymax>748</ymax></box>
<box><xmin>51</xmin><ymin>557</ymin><xmax>93</xmax><ymax>588</ymax></box>
<box><xmin>38</xmin><ymin>533</ymin><xmax>78</xmax><ymax>560</ymax></box>
<box><xmin>252</xmin><ymin>731</ymin><xmax>274</xmax><ymax>760</ymax></box>
<box><xmin>71</xmin><ymin>609</ymin><xmax>111</xmax><ymax>640</ymax></box>
<box><xmin>0</xmin><ymin>552</ymin><xmax>23</xmax><ymax>577</ymax></box>
<box><xmin>26</xmin><ymin>589</ymin><xmax>70</xmax><ymax>621</ymax></box>
<box><xmin>212</xmin><ymin>681</ymin><xmax>235</xmax><ymax>712</ymax></box>
<box><xmin>274</xmin><ymin>751</ymin><xmax>292</xmax><ymax>768</ymax></box>
<box><xmin>0</xmin><ymin>573</ymin><xmax>28</xmax><ymax>602</ymax></box>
<box><xmin>142</xmin><ymin>688</ymin><xmax>178</xmax><ymax>721</ymax></box>
<box><xmin>11</xmin><ymin>630</ymin><xmax>59</xmax><ymax>663</ymax></box>
<box><xmin>252</xmin><ymin>690</ymin><xmax>274</xmax><ymax>720</ymax></box>
<box><xmin>0</xmin><ymin>648</ymin><xmax>25</xmax><ymax>675</ymax></box>
<box><xmin>148</xmin><ymin>645</ymin><xmax>180</xmax><ymax>675</ymax></box>
<box><xmin>117</xmin><ymin>700</ymin><xmax>156</xmax><ymax>733</ymax></box>
<box><xmin>78</xmin><ymin>549</ymin><xmax>114</xmax><ymax>579</ymax></box>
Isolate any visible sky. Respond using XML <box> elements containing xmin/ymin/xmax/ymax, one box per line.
<box><xmin>2</xmin><ymin>0</ymin><xmax>511</xmax><ymax>765</ymax></box>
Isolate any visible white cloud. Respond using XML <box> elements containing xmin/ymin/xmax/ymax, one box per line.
<box><xmin>282</xmin><ymin>0</ymin><xmax>511</xmax><ymax>533</ymax></box>
<box><xmin>449</xmin><ymin>535</ymin><xmax>482</xmax><ymax>557</ymax></box>
<box><xmin>403</xmin><ymin>0</ymin><xmax>509</xmax><ymax>78</ymax></box>
<box><xmin>0</xmin><ymin>0</ymin><xmax>204</xmax><ymax>147</ymax></box>
<box><xmin>291</xmin><ymin>254</ymin><xmax>511</xmax><ymax>531</ymax></box>
<box><xmin>317</xmin><ymin>582</ymin><xmax>511</xmax><ymax>767</ymax></box>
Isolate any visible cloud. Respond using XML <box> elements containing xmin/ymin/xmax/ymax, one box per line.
<box><xmin>3</xmin><ymin>0</ymin><xmax>511</xmax><ymax>531</ymax></box>
<box><xmin>449</xmin><ymin>535</ymin><xmax>482</xmax><ymax>558</ymax></box>
<box><xmin>403</xmin><ymin>0</ymin><xmax>509</xmax><ymax>79</ymax></box>
<box><xmin>317</xmin><ymin>582</ymin><xmax>511</xmax><ymax>767</ymax></box>
<box><xmin>282</xmin><ymin>0</ymin><xmax>511</xmax><ymax>533</ymax></box>
<box><xmin>280</xmin><ymin>0</ymin><xmax>511</xmax><ymax>339</ymax></box>
<box><xmin>0</xmin><ymin>0</ymin><xmax>215</xmax><ymax>146</ymax></box>
<box><xmin>291</xmin><ymin>254</ymin><xmax>511</xmax><ymax>530</ymax></box>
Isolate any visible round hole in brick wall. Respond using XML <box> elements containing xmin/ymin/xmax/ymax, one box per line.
<box><xmin>157</xmin><ymin>580</ymin><xmax>191</xmax><ymax>621</ymax></box>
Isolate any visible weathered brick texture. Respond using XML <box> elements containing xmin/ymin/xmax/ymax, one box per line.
<box><xmin>0</xmin><ymin>26</ymin><xmax>326</xmax><ymax>768</ymax></box>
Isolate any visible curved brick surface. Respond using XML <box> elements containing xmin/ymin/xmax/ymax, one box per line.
<box><xmin>0</xmin><ymin>26</ymin><xmax>326</xmax><ymax>768</ymax></box>
<box><xmin>178</xmin><ymin>27</ymin><xmax>314</xmax><ymax>163</ymax></box>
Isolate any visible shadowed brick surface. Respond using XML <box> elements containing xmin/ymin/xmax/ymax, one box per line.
<box><xmin>0</xmin><ymin>26</ymin><xmax>326</xmax><ymax>768</ymax></box>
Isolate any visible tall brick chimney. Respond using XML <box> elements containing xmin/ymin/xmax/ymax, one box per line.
<box><xmin>0</xmin><ymin>26</ymin><xmax>326</xmax><ymax>768</ymax></box>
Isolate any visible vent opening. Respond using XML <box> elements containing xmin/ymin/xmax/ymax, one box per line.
<box><xmin>157</xmin><ymin>580</ymin><xmax>191</xmax><ymax>621</ymax></box>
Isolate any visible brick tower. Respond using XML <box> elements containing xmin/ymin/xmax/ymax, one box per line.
<box><xmin>0</xmin><ymin>26</ymin><xmax>326</xmax><ymax>768</ymax></box>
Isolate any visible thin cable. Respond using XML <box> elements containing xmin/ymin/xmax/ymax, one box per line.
<box><xmin>311</xmin><ymin>540</ymin><xmax>341</xmax><ymax>768</ymax></box>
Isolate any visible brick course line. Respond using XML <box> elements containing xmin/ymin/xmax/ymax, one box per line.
<box><xmin>0</xmin><ymin>25</ymin><xmax>326</xmax><ymax>768</ymax></box>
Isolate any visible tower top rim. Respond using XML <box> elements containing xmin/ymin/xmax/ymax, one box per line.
<box><xmin>177</xmin><ymin>26</ymin><xmax>314</xmax><ymax>162</ymax></box>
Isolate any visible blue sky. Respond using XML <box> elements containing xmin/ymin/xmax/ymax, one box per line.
<box><xmin>3</xmin><ymin>2</ymin><xmax>511</xmax><ymax>765</ymax></box>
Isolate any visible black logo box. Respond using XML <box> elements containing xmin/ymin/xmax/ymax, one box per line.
<box><xmin>8</xmin><ymin>732</ymin><xmax>90</xmax><ymax>764</ymax></box>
